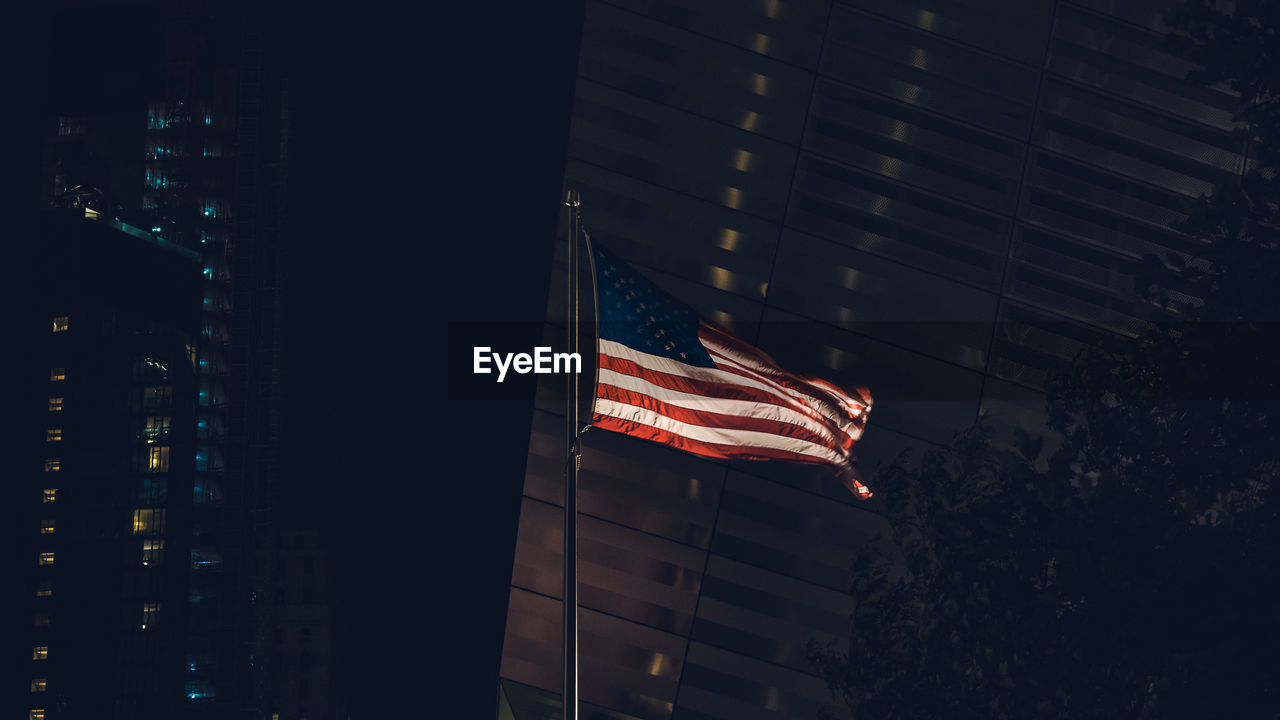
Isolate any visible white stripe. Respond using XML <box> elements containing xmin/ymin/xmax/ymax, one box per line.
<box><xmin>699</xmin><ymin>332</ymin><xmax>865</xmax><ymax>427</ymax></box>
<box><xmin>594</xmin><ymin>398</ymin><xmax>850</xmax><ymax>466</ymax></box>
<box><xmin>597</xmin><ymin>367</ymin><xmax>850</xmax><ymax>447</ymax></box>
<box><xmin>599</xmin><ymin>338</ymin><xmax>825</xmax><ymax>420</ymax></box>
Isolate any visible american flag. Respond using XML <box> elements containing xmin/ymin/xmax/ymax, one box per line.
<box><xmin>588</xmin><ymin>243</ymin><xmax>874</xmax><ymax>499</ymax></box>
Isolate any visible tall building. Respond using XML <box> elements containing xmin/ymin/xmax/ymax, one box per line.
<box><xmin>18</xmin><ymin>209</ymin><xmax>203</xmax><ymax>720</ymax></box>
<box><xmin>10</xmin><ymin>2</ymin><xmax>329</xmax><ymax>718</ymax></box>
<box><xmin>499</xmin><ymin>1</ymin><xmax>1243</xmax><ymax>718</ymax></box>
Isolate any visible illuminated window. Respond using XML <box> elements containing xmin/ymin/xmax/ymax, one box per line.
<box><xmin>32</xmin><ymin>646</ymin><xmax>48</xmax><ymax>660</ymax></box>
<box><xmin>30</xmin><ymin>678</ymin><xmax>47</xmax><ymax>693</ymax></box>
<box><xmin>44</xmin><ymin>459</ymin><xmax>60</xmax><ymax>473</ymax></box>
<box><xmin>46</xmin><ymin>428</ymin><xmax>62</xmax><ymax>442</ymax></box>
<box><xmin>38</xmin><ymin>552</ymin><xmax>54</xmax><ymax>566</ymax></box>
<box><xmin>34</xmin><ymin>614</ymin><xmax>50</xmax><ymax>627</ymax></box>
<box><xmin>48</xmin><ymin>398</ymin><xmax>63</xmax><ymax>412</ymax></box>
<box><xmin>42</xmin><ymin>489</ymin><xmax>57</xmax><ymax>504</ymax></box>
<box><xmin>142</xmin><ymin>416</ymin><xmax>171</xmax><ymax>442</ymax></box>
<box><xmin>35</xmin><ymin>581</ymin><xmax>52</xmax><ymax>597</ymax></box>
<box><xmin>140</xmin><ymin>602</ymin><xmax>160</xmax><ymax>629</ymax></box>
<box><xmin>49</xmin><ymin>368</ymin><xmax>66</xmax><ymax>382</ymax></box>
<box><xmin>29</xmin><ymin>710</ymin><xmax>46</xmax><ymax>720</ymax></box>
<box><xmin>141</xmin><ymin>539</ymin><xmax>165</xmax><ymax>566</ymax></box>
<box><xmin>146</xmin><ymin>446</ymin><xmax>170</xmax><ymax>472</ymax></box>
<box><xmin>131</xmin><ymin>508</ymin><xmax>166</xmax><ymax>536</ymax></box>
<box><xmin>40</xmin><ymin>520</ymin><xmax>55</xmax><ymax>534</ymax></box>
<box><xmin>52</xmin><ymin>316</ymin><xmax>69</xmax><ymax>332</ymax></box>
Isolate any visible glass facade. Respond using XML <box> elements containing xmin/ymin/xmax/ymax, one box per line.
<box><xmin>500</xmin><ymin>1</ymin><xmax>1242</xmax><ymax>718</ymax></box>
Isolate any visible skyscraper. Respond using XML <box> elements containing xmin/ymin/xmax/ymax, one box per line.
<box><xmin>12</xmin><ymin>2</ymin><xmax>313</xmax><ymax>717</ymax></box>
<box><xmin>18</xmin><ymin>208</ymin><xmax>203</xmax><ymax>720</ymax></box>
<box><xmin>499</xmin><ymin>1</ymin><xmax>1244</xmax><ymax>718</ymax></box>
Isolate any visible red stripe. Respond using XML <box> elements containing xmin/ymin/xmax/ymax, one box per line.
<box><xmin>699</xmin><ymin>323</ymin><xmax>872</xmax><ymax>412</ymax></box>
<box><xmin>597</xmin><ymin>384</ymin><xmax>838</xmax><ymax>448</ymax></box>
<box><xmin>598</xmin><ymin>354</ymin><xmax>806</xmax><ymax>413</ymax></box>
<box><xmin>598</xmin><ymin>353</ymin><xmax>853</xmax><ymax>447</ymax></box>
<box><xmin>591</xmin><ymin>412</ymin><xmax>842</xmax><ymax>465</ymax></box>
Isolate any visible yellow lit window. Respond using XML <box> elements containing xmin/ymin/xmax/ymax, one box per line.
<box><xmin>40</xmin><ymin>520</ymin><xmax>55</xmax><ymax>534</ymax></box>
<box><xmin>49</xmin><ymin>368</ymin><xmax>66</xmax><ymax>382</ymax></box>
<box><xmin>131</xmin><ymin>508</ymin><xmax>166</xmax><ymax>536</ymax></box>
<box><xmin>42</xmin><ymin>489</ymin><xmax>57</xmax><ymax>504</ymax></box>
<box><xmin>30</xmin><ymin>678</ymin><xmax>47</xmax><ymax>693</ymax></box>
<box><xmin>141</xmin><ymin>539</ymin><xmax>164</xmax><ymax>566</ymax></box>
<box><xmin>48</xmin><ymin>398</ymin><xmax>63</xmax><ymax>412</ymax></box>
<box><xmin>38</xmin><ymin>552</ymin><xmax>55</xmax><ymax>566</ymax></box>
<box><xmin>140</xmin><ymin>602</ymin><xmax>160</xmax><ymax>629</ymax></box>
<box><xmin>34</xmin><ymin>614</ymin><xmax>50</xmax><ymax>627</ymax></box>
<box><xmin>46</xmin><ymin>428</ymin><xmax>62</xmax><ymax>442</ymax></box>
<box><xmin>32</xmin><ymin>646</ymin><xmax>48</xmax><ymax>660</ymax></box>
<box><xmin>30</xmin><ymin>710</ymin><xmax>46</xmax><ymax>720</ymax></box>
<box><xmin>35</xmin><ymin>582</ymin><xmax>52</xmax><ymax>597</ymax></box>
<box><xmin>52</xmin><ymin>316</ymin><xmax>69</xmax><ymax>332</ymax></box>
<box><xmin>44</xmin><ymin>459</ymin><xmax>60</xmax><ymax>473</ymax></box>
<box><xmin>146</xmin><ymin>445</ymin><xmax>170</xmax><ymax>472</ymax></box>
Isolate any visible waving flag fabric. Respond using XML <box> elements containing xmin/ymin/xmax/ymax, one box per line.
<box><xmin>589</xmin><ymin>243</ymin><xmax>874</xmax><ymax>498</ymax></box>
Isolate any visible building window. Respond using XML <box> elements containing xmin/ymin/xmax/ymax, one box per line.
<box><xmin>141</xmin><ymin>386</ymin><xmax>172</xmax><ymax>409</ymax></box>
<box><xmin>46</xmin><ymin>428</ymin><xmax>62</xmax><ymax>442</ymax></box>
<box><xmin>142</xmin><ymin>416</ymin><xmax>171</xmax><ymax>442</ymax></box>
<box><xmin>35</xmin><ymin>581</ymin><xmax>52</xmax><ymax>598</ymax></box>
<box><xmin>44</xmin><ymin>459</ymin><xmax>60</xmax><ymax>473</ymax></box>
<box><xmin>52</xmin><ymin>316</ymin><xmax>69</xmax><ymax>332</ymax></box>
<box><xmin>48</xmin><ymin>398</ymin><xmax>63</xmax><ymax>412</ymax></box>
<box><xmin>32</xmin><ymin>646</ymin><xmax>48</xmax><ymax>660</ymax></box>
<box><xmin>30</xmin><ymin>678</ymin><xmax>47</xmax><ymax>693</ymax></box>
<box><xmin>34</xmin><ymin>614</ymin><xmax>50</xmax><ymax>627</ymax></box>
<box><xmin>141</xmin><ymin>539</ymin><xmax>165</xmax><ymax>566</ymax></box>
<box><xmin>29</xmin><ymin>710</ymin><xmax>46</xmax><ymax>720</ymax></box>
<box><xmin>131</xmin><ymin>508</ymin><xmax>166</xmax><ymax>536</ymax></box>
<box><xmin>135</xmin><ymin>477</ymin><xmax>168</xmax><ymax>504</ymax></box>
<box><xmin>40</xmin><ymin>520</ymin><xmax>55</xmax><ymax>534</ymax></box>
<box><xmin>145</xmin><ymin>446</ymin><xmax>170</xmax><ymax>473</ymax></box>
<box><xmin>38</xmin><ymin>552</ymin><xmax>55</xmax><ymax>566</ymax></box>
<box><xmin>140</xmin><ymin>602</ymin><xmax>160</xmax><ymax>629</ymax></box>
<box><xmin>42</xmin><ymin>489</ymin><xmax>57</xmax><ymax>504</ymax></box>
<box><xmin>49</xmin><ymin>368</ymin><xmax>66</xmax><ymax>382</ymax></box>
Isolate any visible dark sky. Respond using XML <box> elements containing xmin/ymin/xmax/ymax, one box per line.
<box><xmin>282</xmin><ymin>2</ymin><xmax>584</xmax><ymax>716</ymax></box>
<box><xmin>7</xmin><ymin>1</ymin><xmax>584</xmax><ymax>717</ymax></box>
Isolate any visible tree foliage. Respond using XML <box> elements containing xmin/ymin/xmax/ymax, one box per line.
<box><xmin>810</xmin><ymin>3</ymin><xmax>1280</xmax><ymax>717</ymax></box>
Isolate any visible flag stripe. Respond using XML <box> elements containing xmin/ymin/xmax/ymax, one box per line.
<box><xmin>598</xmin><ymin>341</ymin><xmax>836</xmax><ymax>423</ymax></box>
<box><xmin>700</xmin><ymin>327</ymin><xmax>870</xmax><ymax>418</ymax></box>
<box><xmin>597</xmin><ymin>381</ymin><xmax>840</xmax><ymax>449</ymax></box>
<box><xmin>597</xmin><ymin>367</ymin><xmax>850</xmax><ymax>447</ymax></box>
<box><xmin>592</xmin><ymin>400</ymin><xmax>850</xmax><ymax>466</ymax></box>
<box><xmin>596</xmin><ymin>357</ymin><xmax>856</xmax><ymax>445</ymax></box>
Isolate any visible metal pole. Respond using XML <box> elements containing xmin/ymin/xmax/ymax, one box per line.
<box><xmin>563</xmin><ymin>189</ymin><xmax>581</xmax><ymax>720</ymax></box>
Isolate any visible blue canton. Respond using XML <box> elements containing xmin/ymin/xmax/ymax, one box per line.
<box><xmin>593</xmin><ymin>243</ymin><xmax>716</xmax><ymax>368</ymax></box>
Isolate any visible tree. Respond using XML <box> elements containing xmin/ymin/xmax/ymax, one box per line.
<box><xmin>810</xmin><ymin>3</ymin><xmax>1280</xmax><ymax>717</ymax></box>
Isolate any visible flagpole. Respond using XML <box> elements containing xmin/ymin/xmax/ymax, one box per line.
<box><xmin>563</xmin><ymin>189</ymin><xmax>582</xmax><ymax>720</ymax></box>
